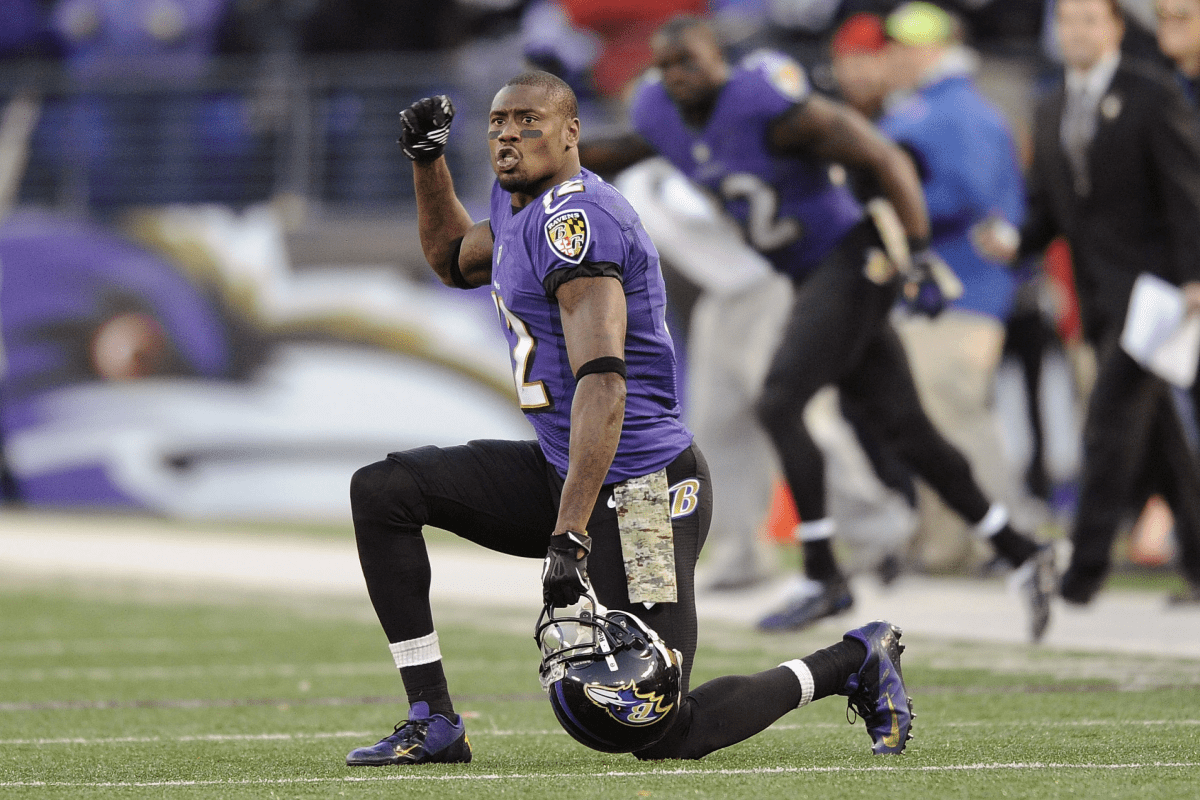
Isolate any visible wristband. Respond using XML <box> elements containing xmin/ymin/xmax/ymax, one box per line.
<box><xmin>550</xmin><ymin>530</ymin><xmax>591</xmax><ymax>557</ymax></box>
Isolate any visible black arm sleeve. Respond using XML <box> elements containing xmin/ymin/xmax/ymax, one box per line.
<box><xmin>446</xmin><ymin>237</ymin><xmax>474</xmax><ymax>290</ymax></box>
<box><xmin>542</xmin><ymin>260</ymin><xmax>623</xmax><ymax>299</ymax></box>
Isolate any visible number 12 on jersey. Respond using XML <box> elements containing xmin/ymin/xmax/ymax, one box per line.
<box><xmin>492</xmin><ymin>291</ymin><xmax>550</xmax><ymax>409</ymax></box>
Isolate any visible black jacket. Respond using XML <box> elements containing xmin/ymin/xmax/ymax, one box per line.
<box><xmin>1020</xmin><ymin>58</ymin><xmax>1200</xmax><ymax>344</ymax></box>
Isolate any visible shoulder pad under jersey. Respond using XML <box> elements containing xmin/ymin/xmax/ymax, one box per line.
<box><xmin>742</xmin><ymin>49</ymin><xmax>810</xmax><ymax>103</ymax></box>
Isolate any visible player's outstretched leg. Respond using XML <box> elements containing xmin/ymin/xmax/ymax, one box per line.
<box><xmin>346</xmin><ymin>702</ymin><xmax>472</xmax><ymax>766</ymax></box>
<box><xmin>840</xmin><ymin>620</ymin><xmax>914</xmax><ymax>754</ymax></box>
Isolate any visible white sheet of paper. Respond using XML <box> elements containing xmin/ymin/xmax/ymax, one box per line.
<box><xmin>1120</xmin><ymin>272</ymin><xmax>1200</xmax><ymax>388</ymax></box>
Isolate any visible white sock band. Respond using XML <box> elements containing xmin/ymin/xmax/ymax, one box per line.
<box><xmin>779</xmin><ymin>659</ymin><xmax>816</xmax><ymax>708</ymax></box>
<box><xmin>795</xmin><ymin>518</ymin><xmax>836</xmax><ymax>542</ymax></box>
<box><xmin>389</xmin><ymin>632</ymin><xmax>441</xmax><ymax>669</ymax></box>
<box><xmin>974</xmin><ymin>503</ymin><xmax>1009</xmax><ymax>538</ymax></box>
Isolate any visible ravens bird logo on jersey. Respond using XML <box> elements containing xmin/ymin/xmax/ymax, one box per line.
<box><xmin>546</xmin><ymin>210</ymin><xmax>590</xmax><ymax>264</ymax></box>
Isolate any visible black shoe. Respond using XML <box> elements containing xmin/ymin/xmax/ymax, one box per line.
<box><xmin>876</xmin><ymin>554</ymin><xmax>903</xmax><ymax>587</ymax></box>
<box><xmin>757</xmin><ymin>577</ymin><xmax>853</xmax><ymax>632</ymax></box>
<box><xmin>1059</xmin><ymin>560</ymin><xmax>1107</xmax><ymax>605</ymax></box>
<box><xmin>1014</xmin><ymin>545</ymin><xmax>1056</xmax><ymax>642</ymax></box>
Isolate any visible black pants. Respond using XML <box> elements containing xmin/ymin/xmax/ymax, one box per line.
<box><xmin>351</xmin><ymin>439</ymin><xmax>813</xmax><ymax>759</ymax></box>
<box><xmin>754</xmin><ymin>220</ymin><xmax>991</xmax><ymax>526</ymax></box>
<box><xmin>1071</xmin><ymin>339</ymin><xmax>1200</xmax><ymax>584</ymax></box>
<box><xmin>355</xmin><ymin>439</ymin><xmax>709</xmax><ymax>690</ymax></box>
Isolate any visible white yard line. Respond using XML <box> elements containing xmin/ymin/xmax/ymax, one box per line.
<box><xmin>2</xmin><ymin>761</ymin><xmax>1198</xmax><ymax>788</ymax></box>
<box><xmin>5</xmin><ymin>718</ymin><xmax>1200</xmax><ymax>746</ymax></box>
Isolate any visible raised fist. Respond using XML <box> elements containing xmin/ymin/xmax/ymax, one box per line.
<box><xmin>399</xmin><ymin>95</ymin><xmax>455</xmax><ymax>163</ymax></box>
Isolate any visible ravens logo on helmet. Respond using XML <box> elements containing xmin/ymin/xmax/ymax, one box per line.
<box><xmin>535</xmin><ymin>593</ymin><xmax>682</xmax><ymax>753</ymax></box>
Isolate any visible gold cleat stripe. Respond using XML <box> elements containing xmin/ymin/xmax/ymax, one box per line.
<box><xmin>881</xmin><ymin>694</ymin><xmax>901</xmax><ymax>749</ymax></box>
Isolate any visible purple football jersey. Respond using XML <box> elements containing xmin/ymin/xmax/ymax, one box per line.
<box><xmin>631</xmin><ymin>51</ymin><xmax>863</xmax><ymax>279</ymax></box>
<box><xmin>488</xmin><ymin>168</ymin><xmax>693</xmax><ymax>483</ymax></box>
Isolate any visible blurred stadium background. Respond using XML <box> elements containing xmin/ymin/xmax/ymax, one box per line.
<box><xmin>1</xmin><ymin>5</ymin><xmax>1198</xmax><ymax>794</ymax></box>
<box><xmin>0</xmin><ymin>0</ymin><xmax>1080</xmax><ymax>527</ymax></box>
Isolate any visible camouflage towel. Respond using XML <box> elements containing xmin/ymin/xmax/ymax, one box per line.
<box><xmin>612</xmin><ymin>468</ymin><xmax>677</xmax><ymax>604</ymax></box>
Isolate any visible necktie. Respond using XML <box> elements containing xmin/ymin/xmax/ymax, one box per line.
<box><xmin>1061</xmin><ymin>83</ymin><xmax>1095</xmax><ymax>196</ymax></box>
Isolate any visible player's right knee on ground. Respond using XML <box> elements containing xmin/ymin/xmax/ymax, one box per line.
<box><xmin>349</xmin><ymin>458</ymin><xmax>425</xmax><ymax>532</ymax></box>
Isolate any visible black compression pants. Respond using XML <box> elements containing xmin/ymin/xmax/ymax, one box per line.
<box><xmin>754</xmin><ymin>219</ymin><xmax>991</xmax><ymax>526</ymax></box>
<box><xmin>350</xmin><ymin>439</ymin><xmax>809</xmax><ymax>759</ymax></box>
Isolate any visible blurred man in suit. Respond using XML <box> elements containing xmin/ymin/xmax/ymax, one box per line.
<box><xmin>1155</xmin><ymin>0</ymin><xmax>1200</xmax><ymax>594</ymax></box>
<box><xmin>980</xmin><ymin>0</ymin><xmax>1200</xmax><ymax>604</ymax></box>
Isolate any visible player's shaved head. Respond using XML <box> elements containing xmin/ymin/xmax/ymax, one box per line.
<box><xmin>654</xmin><ymin>14</ymin><xmax>717</xmax><ymax>48</ymax></box>
<box><xmin>503</xmin><ymin>70</ymin><xmax>579</xmax><ymax>121</ymax></box>
<box><xmin>490</xmin><ymin>71</ymin><xmax>582</xmax><ymax>205</ymax></box>
<box><xmin>651</xmin><ymin>14</ymin><xmax>729</xmax><ymax>119</ymax></box>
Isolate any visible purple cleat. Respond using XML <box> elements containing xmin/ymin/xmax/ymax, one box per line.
<box><xmin>346</xmin><ymin>702</ymin><xmax>472</xmax><ymax>766</ymax></box>
<box><xmin>840</xmin><ymin>620</ymin><xmax>914</xmax><ymax>755</ymax></box>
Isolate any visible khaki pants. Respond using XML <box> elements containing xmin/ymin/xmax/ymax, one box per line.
<box><xmin>893</xmin><ymin>310</ymin><xmax>1022</xmax><ymax>572</ymax></box>
<box><xmin>687</xmin><ymin>274</ymin><xmax>792</xmax><ymax>584</ymax></box>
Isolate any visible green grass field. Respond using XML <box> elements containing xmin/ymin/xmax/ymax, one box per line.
<box><xmin>2</xmin><ymin>576</ymin><xmax>1199</xmax><ymax>799</ymax></box>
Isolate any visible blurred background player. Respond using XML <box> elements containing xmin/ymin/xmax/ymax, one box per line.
<box><xmin>579</xmin><ymin>14</ymin><xmax>1056</xmax><ymax>641</ymax></box>
<box><xmin>829</xmin><ymin>5</ymin><xmax>1036</xmax><ymax>576</ymax></box>
<box><xmin>614</xmin><ymin>159</ymin><xmax>792</xmax><ymax>591</ymax></box>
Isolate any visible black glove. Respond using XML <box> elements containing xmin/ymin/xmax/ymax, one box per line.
<box><xmin>398</xmin><ymin>95</ymin><xmax>455</xmax><ymax>163</ymax></box>
<box><xmin>542</xmin><ymin>531</ymin><xmax>591</xmax><ymax>607</ymax></box>
<box><xmin>903</xmin><ymin>247</ymin><xmax>948</xmax><ymax>318</ymax></box>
